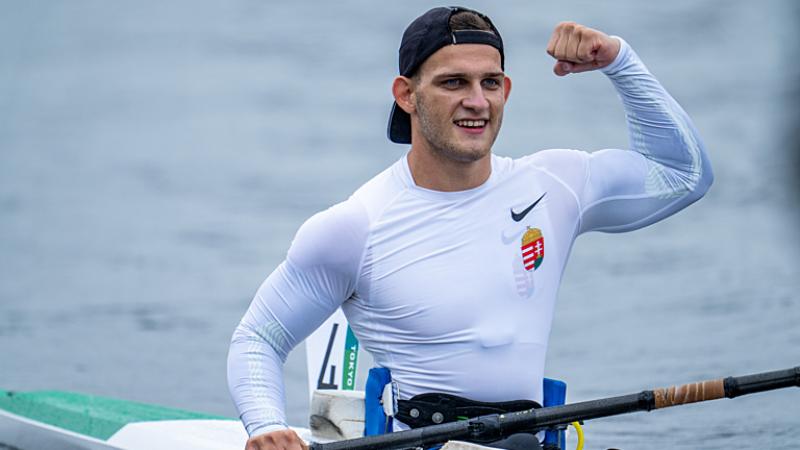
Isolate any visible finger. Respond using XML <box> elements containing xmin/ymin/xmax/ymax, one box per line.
<box><xmin>551</xmin><ymin>21</ymin><xmax>574</xmax><ymax>60</ymax></box>
<box><xmin>565</xmin><ymin>27</ymin><xmax>581</xmax><ymax>62</ymax></box>
<box><xmin>553</xmin><ymin>28</ymin><xmax>570</xmax><ymax>61</ymax></box>
<box><xmin>565</xmin><ymin>61</ymin><xmax>601</xmax><ymax>74</ymax></box>
<box><xmin>576</xmin><ymin>33</ymin><xmax>597</xmax><ymax>63</ymax></box>
<box><xmin>545</xmin><ymin>28</ymin><xmax>559</xmax><ymax>58</ymax></box>
<box><xmin>287</xmin><ymin>431</ymin><xmax>307</xmax><ymax>450</ymax></box>
<box><xmin>279</xmin><ymin>434</ymin><xmax>303</xmax><ymax>450</ymax></box>
<box><xmin>287</xmin><ymin>439</ymin><xmax>307</xmax><ymax>450</ymax></box>
<box><xmin>548</xmin><ymin>23</ymin><xmax>567</xmax><ymax>59</ymax></box>
<box><xmin>553</xmin><ymin>60</ymin><xmax>573</xmax><ymax>76</ymax></box>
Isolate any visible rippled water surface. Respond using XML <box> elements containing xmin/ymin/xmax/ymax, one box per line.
<box><xmin>1</xmin><ymin>1</ymin><xmax>799</xmax><ymax>449</ymax></box>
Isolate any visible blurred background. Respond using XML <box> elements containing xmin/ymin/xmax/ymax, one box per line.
<box><xmin>1</xmin><ymin>1</ymin><xmax>798</xmax><ymax>449</ymax></box>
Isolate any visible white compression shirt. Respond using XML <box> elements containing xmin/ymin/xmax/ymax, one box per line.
<box><xmin>227</xmin><ymin>38</ymin><xmax>713</xmax><ymax>437</ymax></box>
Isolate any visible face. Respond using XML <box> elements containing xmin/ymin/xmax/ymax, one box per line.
<box><xmin>407</xmin><ymin>44</ymin><xmax>511</xmax><ymax>163</ymax></box>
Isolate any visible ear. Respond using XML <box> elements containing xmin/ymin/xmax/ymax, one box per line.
<box><xmin>392</xmin><ymin>76</ymin><xmax>415</xmax><ymax>114</ymax></box>
<box><xmin>503</xmin><ymin>75</ymin><xmax>512</xmax><ymax>102</ymax></box>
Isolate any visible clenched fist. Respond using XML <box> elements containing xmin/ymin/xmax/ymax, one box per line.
<box><xmin>546</xmin><ymin>22</ymin><xmax>621</xmax><ymax>76</ymax></box>
<box><xmin>245</xmin><ymin>428</ymin><xmax>308</xmax><ymax>450</ymax></box>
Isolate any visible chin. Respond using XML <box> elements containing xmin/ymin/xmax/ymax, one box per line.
<box><xmin>416</xmin><ymin>124</ymin><xmax>497</xmax><ymax>163</ymax></box>
<box><xmin>434</xmin><ymin>143</ymin><xmax>491</xmax><ymax>163</ymax></box>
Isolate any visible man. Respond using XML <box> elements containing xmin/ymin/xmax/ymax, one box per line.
<box><xmin>227</xmin><ymin>6</ymin><xmax>713</xmax><ymax>450</ymax></box>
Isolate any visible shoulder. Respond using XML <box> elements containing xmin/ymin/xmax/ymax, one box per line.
<box><xmin>350</xmin><ymin>159</ymin><xmax>408</xmax><ymax>222</ymax></box>
<box><xmin>287</xmin><ymin>160</ymin><xmax>405</xmax><ymax>272</ymax></box>
<box><xmin>514</xmin><ymin>149</ymin><xmax>590</xmax><ymax>189</ymax></box>
<box><xmin>519</xmin><ymin>148</ymin><xmax>589</xmax><ymax>170</ymax></box>
<box><xmin>288</xmin><ymin>195</ymin><xmax>370</xmax><ymax>272</ymax></box>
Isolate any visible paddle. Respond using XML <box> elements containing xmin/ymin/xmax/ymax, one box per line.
<box><xmin>309</xmin><ymin>366</ymin><xmax>799</xmax><ymax>450</ymax></box>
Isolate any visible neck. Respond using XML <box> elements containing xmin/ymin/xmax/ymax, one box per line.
<box><xmin>406</xmin><ymin>145</ymin><xmax>492</xmax><ymax>192</ymax></box>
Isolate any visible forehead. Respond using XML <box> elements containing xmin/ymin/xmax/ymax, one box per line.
<box><xmin>416</xmin><ymin>44</ymin><xmax>503</xmax><ymax>79</ymax></box>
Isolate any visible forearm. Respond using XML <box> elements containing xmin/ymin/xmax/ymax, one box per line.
<box><xmin>226</xmin><ymin>192</ymin><xmax>366</xmax><ymax>438</ymax></box>
<box><xmin>227</xmin><ymin>257</ymin><xmax>355</xmax><ymax>436</ymax></box>
<box><xmin>227</xmin><ymin>328</ymin><xmax>290</xmax><ymax>437</ymax></box>
<box><xmin>572</xmin><ymin>38</ymin><xmax>713</xmax><ymax>233</ymax></box>
<box><xmin>226</xmin><ymin>264</ymin><xmax>313</xmax><ymax>437</ymax></box>
<box><xmin>602</xmin><ymin>38</ymin><xmax>713</xmax><ymax>199</ymax></box>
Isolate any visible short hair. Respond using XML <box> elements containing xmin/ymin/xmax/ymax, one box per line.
<box><xmin>449</xmin><ymin>10</ymin><xmax>494</xmax><ymax>32</ymax></box>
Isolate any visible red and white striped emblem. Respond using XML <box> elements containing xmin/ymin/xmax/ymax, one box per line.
<box><xmin>521</xmin><ymin>228</ymin><xmax>544</xmax><ymax>271</ymax></box>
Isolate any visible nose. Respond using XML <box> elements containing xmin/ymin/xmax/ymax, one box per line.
<box><xmin>461</xmin><ymin>82</ymin><xmax>490</xmax><ymax>111</ymax></box>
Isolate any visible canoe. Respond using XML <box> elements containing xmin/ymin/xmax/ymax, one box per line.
<box><xmin>0</xmin><ymin>310</ymin><xmax>352</xmax><ymax>450</ymax></box>
<box><xmin>6</xmin><ymin>364</ymin><xmax>797</xmax><ymax>450</ymax></box>
<box><xmin>0</xmin><ymin>389</ymin><xmax>488</xmax><ymax>450</ymax></box>
<box><xmin>0</xmin><ymin>389</ymin><xmax>314</xmax><ymax>450</ymax></box>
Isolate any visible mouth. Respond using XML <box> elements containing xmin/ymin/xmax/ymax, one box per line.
<box><xmin>454</xmin><ymin>119</ymin><xmax>488</xmax><ymax>134</ymax></box>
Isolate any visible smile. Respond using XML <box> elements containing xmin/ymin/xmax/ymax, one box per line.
<box><xmin>454</xmin><ymin>119</ymin><xmax>487</xmax><ymax>128</ymax></box>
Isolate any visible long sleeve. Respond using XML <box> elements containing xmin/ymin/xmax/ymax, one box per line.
<box><xmin>227</xmin><ymin>198</ymin><xmax>369</xmax><ymax>437</ymax></box>
<box><xmin>573</xmin><ymin>37</ymin><xmax>713</xmax><ymax>234</ymax></box>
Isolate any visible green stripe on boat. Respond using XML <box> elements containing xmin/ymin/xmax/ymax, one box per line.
<box><xmin>0</xmin><ymin>389</ymin><xmax>233</xmax><ymax>441</ymax></box>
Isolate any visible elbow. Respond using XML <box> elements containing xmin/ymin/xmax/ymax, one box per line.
<box><xmin>229</xmin><ymin>318</ymin><xmax>253</xmax><ymax>347</ymax></box>
<box><xmin>695</xmin><ymin>152</ymin><xmax>714</xmax><ymax>197</ymax></box>
<box><xmin>685</xmin><ymin>154</ymin><xmax>714</xmax><ymax>203</ymax></box>
<box><xmin>699</xmin><ymin>163</ymin><xmax>714</xmax><ymax>195</ymax></box>
<box><xmin>229</xmin><ymin>317</ymin><xmax>292</xmax><ymax>363</ymax></box>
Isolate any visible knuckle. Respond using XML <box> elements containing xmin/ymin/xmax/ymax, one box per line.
<box><xmin>555</xmin><ymin>21</ymin><xmax>575</xmax><ymax>33</ymax></box>
<box><xmin>246</xmin><ymin>438</ymin><xmax>263</xmax><ymax>450</ymax></box>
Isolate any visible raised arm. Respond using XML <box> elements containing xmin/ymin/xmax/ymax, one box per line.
<box><xmin>546</xmin><ymin>22</ymin><xmax>713</xmax><ymax>233</ymax></box>
<box><xmin>227</xmin><ymin>198</ymin><xmax>368</xmax><ymax>449</ymax></box>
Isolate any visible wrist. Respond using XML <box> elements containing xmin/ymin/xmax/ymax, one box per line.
<box><xmin>249</xmin><ymin>423</ymin><xmax>289</xmax><ymax>438</ymax></box>
<box><xmin>600</xmin><ymin>36</ymin><xmax>630</xmax><ymax>76</ymax></box>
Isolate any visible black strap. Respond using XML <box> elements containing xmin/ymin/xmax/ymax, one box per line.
<box><xmin>450</xmin><ymin>29</ymin><xmax>503</xmax><ymax>50</ymax></box>
<box><xmin>396</xmin><ymin>392</ymin><xmax>541</xmax><ymax>430</ymax></box>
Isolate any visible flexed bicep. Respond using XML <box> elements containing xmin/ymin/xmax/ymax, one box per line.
<box><xmin>577</xmin><ymin>38</ymin><xmax>713</xmax><ymax>233</ymax></box>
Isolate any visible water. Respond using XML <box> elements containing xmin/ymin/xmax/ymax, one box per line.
<box><xmin>1</xmin><ymin>1</ymin><xmax>798</xmax><ymax>449</ymax></box>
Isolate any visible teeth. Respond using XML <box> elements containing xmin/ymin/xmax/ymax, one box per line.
<box><xmin>456</xmin><ymin>120</ymin><xmax>486</xmax><ymax>127</ymax></box>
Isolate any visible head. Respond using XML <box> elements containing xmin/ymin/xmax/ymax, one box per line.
<box><xmin>389</xmin><ymin>7</ymin><xmax>511</xmax><ymax>163</ymax></box>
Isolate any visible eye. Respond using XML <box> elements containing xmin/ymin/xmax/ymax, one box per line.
<box><xmin>482</xmin><ymin>78</ymin><xmax>501</xmax><ymax>89</ymax></box>
<box><xmin>442</xmin><ymin>78</ymin><xmax>463</xmax><ymax>89</ymax></box>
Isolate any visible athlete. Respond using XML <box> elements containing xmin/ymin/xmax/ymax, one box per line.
<box><xmin>227</xmin><ymin>6</ymin><xmax>713</xmax><ymax>450</ymax></box>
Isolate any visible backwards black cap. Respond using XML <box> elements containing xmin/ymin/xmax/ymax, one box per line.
<box><xmin>387</xmin><ymin>6</ymin><xmax>504</xmax><ymax>144</ymax></box>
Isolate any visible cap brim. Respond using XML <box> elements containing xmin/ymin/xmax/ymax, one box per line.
<box><xmin>387</xmin><ymin>102</ymin><xmax>411</xmax><ymax>144</ymax></box>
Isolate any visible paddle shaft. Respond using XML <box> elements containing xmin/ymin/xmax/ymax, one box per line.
<box><xmin>309</xmin><ymin>366</ymin><xmax>800</xmax><ymax>450</ymax></box>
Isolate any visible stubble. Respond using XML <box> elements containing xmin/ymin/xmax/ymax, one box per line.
<box><xmin>415</xmin><ymin>91</ymin><xmax>502</xmax><ymax>164</ymax></box>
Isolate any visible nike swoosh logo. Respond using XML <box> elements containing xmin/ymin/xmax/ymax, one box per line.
<box><xmin>510</xmin><ymin>193</ymin><xmax>546</xmax><ymax>222</ymax></box>
<box><xmin>500</xmin><ymin>228</ymin><xmax>525</xmax><ymax>245</ymax></box>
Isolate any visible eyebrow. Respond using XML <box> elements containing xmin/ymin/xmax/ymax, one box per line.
<box><xmin>432</xmin><ymin>71</ymin><xmax>505</xmax><ymax>80</ymax></box>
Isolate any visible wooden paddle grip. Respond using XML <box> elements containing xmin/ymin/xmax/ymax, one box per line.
<box><xmin>653</xmin><ymin>378</ymin><xmax>726</xmax><ymax>409</ymax></box>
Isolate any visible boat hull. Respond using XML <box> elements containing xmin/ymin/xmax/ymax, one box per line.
<box><xmin>0</xmin><ymin>389</ymin><xmax>304</xmax><ymax>450</ymax></box>
<box><xmin>0</xmin><ymin>408</ymin><xmax>119</xmax><ymax>450</ymax></box>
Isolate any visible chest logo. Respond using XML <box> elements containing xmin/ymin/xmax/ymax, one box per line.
<box><xmin>521</xmin><ymin>227</ymin><xmax>544</xmax><ymax>271</ymax></box>
<box><xmin>510</xmin><ymin>193</ymin><xmax>546</xmax><ymax>222</ymax></box>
